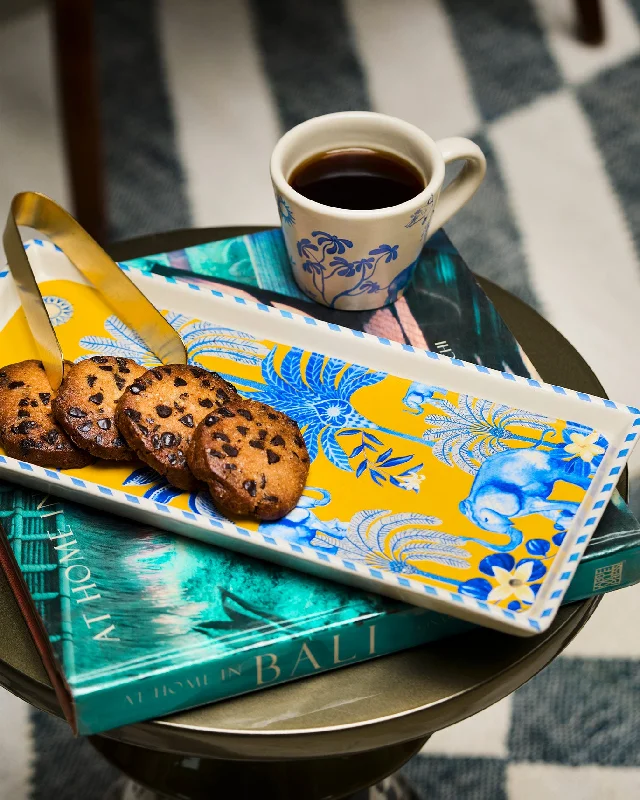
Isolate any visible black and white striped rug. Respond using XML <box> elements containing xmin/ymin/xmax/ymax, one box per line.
<box><xmin>0</xmin><ymin>1</ymin><xmax>639</xmax><ymax>797</ymax></box>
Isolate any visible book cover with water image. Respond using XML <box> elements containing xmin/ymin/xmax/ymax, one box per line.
<box><xmin>0</xmin><ymin>229</ymin><xmax>638</xmax><ymax>735</ymax></box>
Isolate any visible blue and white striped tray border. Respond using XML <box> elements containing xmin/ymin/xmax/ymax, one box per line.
<box><xmin>1</xmin><ymin>240</ymin><xmax>638</xmax><ymax>634</ymax></box>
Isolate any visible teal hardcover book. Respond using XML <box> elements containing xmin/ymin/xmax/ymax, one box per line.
<box><xmin>0</xmin><ymin>230</ymin><xmax>638</xmax><ymax>735</ymax></box>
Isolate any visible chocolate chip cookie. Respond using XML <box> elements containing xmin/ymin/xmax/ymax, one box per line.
<box><xmin>115</xmin><ymin>364</ymin><xmax>239</xmax><ymax>491</ymax></box>
<box><xmin>52</xmin><ymin>356</ymin><xmax>146</xmax><ymax>460</ymax></box>
<box><xmin>0</xmin><ymin>360</ymin><xmax>93</xmax><ymax>469</ymax></box>
<box><xmin>187</xmin><ymin>398</ymin><xmax>309</xmax><ymax>521</ymax></box>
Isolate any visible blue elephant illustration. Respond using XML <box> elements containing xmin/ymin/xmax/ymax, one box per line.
<box><xmin>459</xmin><ymin>448</ymin><xmax>590</xmax><ymax>551</ymax></box>
<box><xmin>402</xmin><ymin>382</ymin><xmax>441</xmax><ymax>414</ymax></box>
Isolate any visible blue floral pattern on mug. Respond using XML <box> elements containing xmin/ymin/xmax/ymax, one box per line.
<box><xmin>296</xmin><ymin>230</ymin><xmax>408</xmax><ymax>307</ymax></box>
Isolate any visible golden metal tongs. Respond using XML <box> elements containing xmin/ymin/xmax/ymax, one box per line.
<box><xmin>3</xmin><ymin>191</ymin><xmax>187</xmax><ymax>389</ymax></box>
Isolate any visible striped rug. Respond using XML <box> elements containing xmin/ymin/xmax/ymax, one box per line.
<box><xmin>0</xmin><ymin>1</ymin><xmax>638</xmax><ymax>797</ymax></box>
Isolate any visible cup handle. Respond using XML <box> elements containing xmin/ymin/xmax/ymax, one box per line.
<box><xmin>429</xmin><ymin>138</ymin><xmax>487</xmax><ymax>234</ymax></box>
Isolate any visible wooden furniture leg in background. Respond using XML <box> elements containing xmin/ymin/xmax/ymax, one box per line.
<box><xmin>51</xmin><ymin>0</ymin><xmax>105</xmax><ymax>243</ymax></box>
<box><xmin>575</xmin><ymin>0</ymin><xmax>605</xmax><ymax>45</ymax></box>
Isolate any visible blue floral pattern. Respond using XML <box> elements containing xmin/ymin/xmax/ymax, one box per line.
<box><xmin>296</xmin><ymin>230</ymin><xmax>402</xmax><ymax>307</ymax></box>
<box><xmin>460</xmin><ymin>553</ymin><xmax>545</xmax><ymax>611</ymax></box>
<box><xmin>405</xmin><ymin>384</ymin><xmax>555</xmax><ymax>475</ymax></box>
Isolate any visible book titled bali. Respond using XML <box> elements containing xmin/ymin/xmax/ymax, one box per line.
<box><xmin>0</xmin><ymin>230</ymin><xmax>638</xmax><ymax>736</ymax></box>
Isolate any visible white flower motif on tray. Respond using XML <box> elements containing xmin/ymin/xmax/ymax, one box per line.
<box><xmin>395</xmin><ymin>472</ymin><xmax>425</xmax><ymax>493</ymax></box>
<box><xmin>487</xmin><ymin>560</ymin><xmax>536</xmax><ymax>605</ymax></box>
<box><xmin>564</xmin><ymin>431</ymin><xmax>605</xmax><ymax>463</ymax></box>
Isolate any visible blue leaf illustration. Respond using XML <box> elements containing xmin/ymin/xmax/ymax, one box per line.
<box><xmin>320</xmin><ymin>427</ymin><xmax>351</xmax><ymax>471</ymax></box>
<box><xmin>376</xmin><ymin>448</ymin><xmax>393</xmax><ymax>464</ymax></box>
<box><xmin>526</xmin><ymin>538</ymin><xmax>551</xmax><ymax>557</ymax></box>
<box><xmin>302</xmin><ymin>424</ymin><xmax>321</xmax><ymax>464</ymax></box>
<box><xmin>370</xmin><ymin>469</ymin><xmax>386</xmax><ymax>485</ymax></box>
<box><xmin>337</xmin><ymin>365</ymin><xmax>386</xmax><ymax>399</ymax></box>
<box><xmin>356</xmin><ymin>460</ymin><xmax>368</xmax><ymax>478</ymax></box>
<box><xmin>104</xmin><ymin>317</ymin><xmax>148</xmax><ymax>348</ymax></box>
<box><xmin>164</xmin><ymin>311</ymin><xmax>191</xmax><ymax>330</ymax></box>
<box><xmin>78</xmin><ymin>336</ymin><xmax>157</xmax><ymax>363</ymax></box>
<box><xmin>306</xmin><ymin>352</ymin><xmax>325</xmax><ymax>389</ymax></box>
<box><xmin>363</xmin><ymin>432</ymin><xmax>384</xmax><ymax>446</ymax></box>
<box><xmin>189</xmin><ymin>491</ymin><xmax>225</xmax><ymax>518</ymax></box>
<box><xmin>479</xmin><ymin>552</ymin><xmax>516</xmax><ymax>576</ymax></box>
<box><xmin>261</xmin><ymin>348</ymin><xmax>292</xmax><ymax>397</ymax></box>
<box><xmin>322</xmin><ymin>357</ymin><xmax>344</xmax><ymax>395</ymax></box>
<box><xmin>144</xmin><ymin>484</ymin><xmax>182</xmax><ymax>503</ymax></box>
<box><xmin>459</xmin><ymin>578</ymin><xmax>492</xmax><ymax>600</ymax></box>
<box><xmin>399</xmin><ymin>462</ymin><xmax>423</xmax><ymax>476</ymax></box>
<box><xmin>379</xmin><ymin>455</ymin><xmax>413</xmax><ymax>469</ymax></box>
<box><xmin>280</xmin><ymin>348</ymin><xmax>307</xmax><ymax>389</ymax></box>
<box><xmin>123</xmin><ymin>467</ymin><xmax>159</xmax><ymax>486</ymax></box>
<box><xmin>350</xmin><ymin>444</ymin><xmax>366</xmax><ymax>458</ymax></box>
<box><xmin>369</xmin><ymin>244</ymin><xmax>399</xmax><ymax>263</ymax></box>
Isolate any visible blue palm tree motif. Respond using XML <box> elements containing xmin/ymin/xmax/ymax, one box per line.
<box><xmin>407</xmin><ymin>385</ymin><xmax>555</xmax><ymax>475</ymax></box>
<box><xmin>312</xmin><ymin>509</ymin><xmax>471</xmax><ymax>584</ymax></box>
<box><xmin>239</xmin><ymin>348</ymin><xmax>386</xmax><ymax>469</ymax></box>
<box><xmin>79</xmin><ymin>312</ymin><xmax>268</xmax><ymax>368</ymax></box>
<box><xmin>177</xmin><ymin>317</ymin><xmax>268</xmax><ymax>367</ymax></box>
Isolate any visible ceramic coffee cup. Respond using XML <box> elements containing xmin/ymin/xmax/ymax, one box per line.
<box><xmin>270</xmin><ymin>111</ymin><xmax>486</xmax><ymax>310</ymax></box>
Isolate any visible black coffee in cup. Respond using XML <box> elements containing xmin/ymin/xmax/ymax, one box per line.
<box><xmin>289</xmin><ymin>147</ymin><xmax>425</xmax><ymax>211</ymax></box>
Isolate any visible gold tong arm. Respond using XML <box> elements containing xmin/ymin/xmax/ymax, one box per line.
<box><xmin>3</xmin><ymin>191</ymin><xmax>187</xmax><ymax>390</ymax></box>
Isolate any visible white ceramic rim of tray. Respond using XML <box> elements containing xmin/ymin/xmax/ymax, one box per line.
<box><xmin>1</xmin><ymin>243</ymin><xmax>638</xmax><ymax>636</ymax></box>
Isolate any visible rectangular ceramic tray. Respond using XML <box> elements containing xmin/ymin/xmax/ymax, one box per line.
<box><xmin>1</xmin><ymin>240</ymin><xmax>638</xmax><ymax>635</ymax></box>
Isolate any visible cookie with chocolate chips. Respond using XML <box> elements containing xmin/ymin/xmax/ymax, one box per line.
<box><xmin>115</xmin><ymin>364</ymin><xmax>239</xmax><ymax>490</ymax></box>
<box><xmin>0</xmin><ymin>360</ymin><xmax>93</xmax><ymax>469</ymax></box>
<box><xmin>187</xmin><ymin>398</ymin><xmax>309</xmax><ymax>521</ymax></box>
<box><xmin>52</xmin><ymin>356</ymin><xmax>146</xmax><ymax>459</ymax></box>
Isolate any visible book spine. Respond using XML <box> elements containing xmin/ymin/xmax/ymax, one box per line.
<box><xmin>74</xmin><ymin>609</ymin><xmax>470</xmax><ymax>735</ymax></box>
<box><xmin>563</xmin><ymin>544</ymin><xmax>640</xmax><ymax>603</ymax></box>
<box><xmin>74</xmin><ymin>534</ymin><xmax>640</xmax><ymax>734</ymax></box>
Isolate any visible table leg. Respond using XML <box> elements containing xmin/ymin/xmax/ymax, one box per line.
<box><xmin>92</xmin><ymin>734</ymin><xmax>427</xmax><ymax>800</ymax></box>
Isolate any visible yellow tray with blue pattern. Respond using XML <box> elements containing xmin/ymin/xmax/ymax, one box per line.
<box><xmin>1</xmin><ymin>241</ymin><xmax>638</xmax><ymax>635</ymax></box>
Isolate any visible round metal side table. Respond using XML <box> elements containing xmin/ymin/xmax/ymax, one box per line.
<box><xmin>0</xmin><ymin>227</ymin><xmax>625</xmax><ymax>800</ymax></box>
